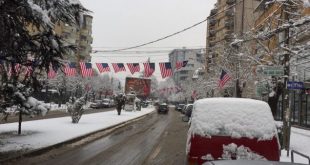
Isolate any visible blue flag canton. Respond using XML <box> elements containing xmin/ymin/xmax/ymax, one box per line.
<box><xmin>102</xmin><ymin>63</ymin><xmax>109</xmax><ymax>68</ymax></box>
<box><xmin>85</xmin><ymin>63</ymin><xmax>92</xmax><ymax>69</ymax></box>
<box><xmin>69</xmin><ymin>62</ymin><xmax>76</xmax><ymax>68</ymax></box>
<box><xmin>165</xmin><ymin>62</ymin><xmax>172</xmax><ymax>69</ymax></box>
<box><xmin>117</xmin><ymin>63</ymin><xmax>124</xmax><ymax>68</ymax></box>
<box><xmin>220</xmin><ymin>70</ymin><xmax>227</xmax><ymax>79</ymax></box>
<box><xmin>149</xmin><ymin>63</ymin><xmax>155</xmax><ymax>70</ymax></box>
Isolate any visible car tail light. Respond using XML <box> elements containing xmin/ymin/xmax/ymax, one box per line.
<box><xmin>187</xmin><ymin>156</ymin><xmax>199</xmax><ymax>165</ymax></box>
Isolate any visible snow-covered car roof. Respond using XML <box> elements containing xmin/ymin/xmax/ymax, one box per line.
<box><xmin>189</xmin><ymin>98</ymin><xmax>277</xmax><ymax>140</ymax></box>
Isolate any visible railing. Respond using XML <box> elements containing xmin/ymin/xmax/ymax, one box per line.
<box><xmin>291</xmin><ymin>150</ymin><xmax>310</xmax><ymax>164</ymax></box>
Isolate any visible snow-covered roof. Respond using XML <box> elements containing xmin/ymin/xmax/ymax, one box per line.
<box><xmin>189</xmin><ymin>98</ymin><xmax>277</xmax><ymax>140</ymax></box>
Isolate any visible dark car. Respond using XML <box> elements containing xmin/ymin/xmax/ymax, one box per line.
<box><xmin>182</xmin><ymin>104</ymin><xmax>193</xmax><ymax>114</ymax></box>
<box><xmin>90</xmin><ymin>100</ymin><xmax>103</xmax><ymax>109</ymax></box>
<box><xmin>157</xmin><ymin>103</ymin><xmax>169</xmax><ymax>114</ymax></box>
<box><xmin>175</xmin><ymin>103</ymin><xmax>185</xmax><ymax>111</ymax></box>
<box><xmin>102</xmin><ymin>98</ymin><xmax>114</xmax><ymax>108</ymax></box>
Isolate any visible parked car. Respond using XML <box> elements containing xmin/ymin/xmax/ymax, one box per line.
<box><xmin>186</xmin><ymin>98</ymin><xmax>280</xmax><ymax>165</ymax></box>
<box><xmin>90</xmin><ymin>100</ymin><xmax>103</xmax><ymax>109</ymax></box>
<box><xmin>102</xmin><ymin>98</ymin><xmax>114</xmax><ymax>108</ymax></box>
<box><xmin>175</xmin><ymin>103</ymin><xmax>185</xmax><ymax>111</ymax></box>
<box><xmin>157</xmin><ymin>103</ymin><xmax>169</xmax><ymax>114</ymax></box>
<box><xmin>182</xmin><ymin>104</ymin><xmax>193</xmax><ymax>114</ymax></box>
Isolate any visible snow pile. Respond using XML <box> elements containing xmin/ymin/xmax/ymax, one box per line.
<box><xmin>222</xmin><ymin>143</ymin><xmax>266</xmax><ymax>160</ymax></box>
<box><xmin>22</xmin><ymin>97</ymin><xmax>50</xmax><ymax>116</ymax></box>
<box><xmin>189</xmin><ymin>98</ymin><xmax>277</xmax><ymax>140</ymax></box>
<box><xmin>0</xmin><ymin>107</ymin><xmax>155</xmax><ymax>153</ymax></box>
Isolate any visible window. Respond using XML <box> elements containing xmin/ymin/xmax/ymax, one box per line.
<box><xmin>180</xmin><ymin>70</ymin><xmax>188</xmax><ymax>74</ymax></box>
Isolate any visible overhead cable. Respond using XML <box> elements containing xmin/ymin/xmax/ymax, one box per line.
<box><xmin>95</xmin><ymin>19</ymin><xmax>208</xmax><ymax>52</ymax></box>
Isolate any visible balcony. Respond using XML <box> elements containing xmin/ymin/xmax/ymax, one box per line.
<box><xmin>225</xmin><ymin>9</ymin><xmax>234</xmax><ymax>17</ymax></box>
<box><xmin>226</xmin><ymin>0</ymin><xmax>236</xmax><ymax>5</ymax></box>
<box><xmin>209</xmin><ymin>42</ymin><xmax>216</xmax><ymax>47</ymax></box>
<box><xmin>224</xmin><ymin>34</ymin><xmax>234</xmax><ymax>41</ymax></box>
<box><xmin>208</xmin><ymin>36</ymin><xmax>216</xmax><ymax>42</ymax></box>
<box><xmin>210</xmin><ymin>8</ymin><xmax>218</xmax><ymax>16</ymax></box>
<box><xmin>209</xmin><ymin>18</ymin><xmax>217</xmax><ymax>26</ymax></box>
<box><xmin>80</xmin><ymin>29</ymin><xmax>90</xmax><ymax>38</ymax></box>
<box><xmin>225</xmin><ymin>20</ymin><xmax>234</xmax><ymax>29</ymax></box>
<box><xmin>209</xmin><ymin>30</ymin><xmax>216</xmax><ymax>37</ymax></box>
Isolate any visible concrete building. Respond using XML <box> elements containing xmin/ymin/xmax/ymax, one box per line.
<box><xmin>169</xmin><ymin>48</ymin><xmax>206</xmax><ymax>86</ymax></box>
<box><xmin>54</xmin><ymin>14</ymin><xmax>93</xmax><ymax>62</ymax></box>
<box><xmin>206</xmin><ymin>0</ymin><xmax>259</xmax><ymax>74</ymax></box>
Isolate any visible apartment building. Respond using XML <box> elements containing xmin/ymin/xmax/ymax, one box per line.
<box><xmin>169</xmin><ymin>48</ymin><xmax>206</xmax><ymax>86</ymax></box>
<box><xmin>206</xmin><ymin>0</ymin><xmax>259</xmax><ymax>74</ymax></box>
<box><xmin>54</xmin><ymin>14</ymin><xmax>93</xmax><ymax>62</ymax></box>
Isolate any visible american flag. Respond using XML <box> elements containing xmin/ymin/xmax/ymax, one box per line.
<box><xmin>218</xmin><ymin>69</ymin><xmax>231</xmax><ymax>89</ymax></box>
<box><xmin>96</xmin><ymin>63</ymin><xmax>110</xmax><ymax>73</ymax></box>
<box><xmin>191</xmin><ymin>90</ymin><xmax>197</xmax><ymax>99</ymax></box>
<box><xmin>175</xmin><ymin>60</ymin><xmax>188</xmax><ymax>70</ymax></box>
<box><xmin>25</xmin><ymin>66</ymin><xmax>33</xmax><ymax>77</ymax></box>
<box><xmin>127</xmin><ymin>63</ymin><xmax>140</xmax><ymax>74</ymax></box>
<box><xmin>8</xmin><ymin>63</ymin><xmax>21</xmax><ymax>77</ymax></box>
<box><xmin>159</xmin><ymin>62</ymin><xmax>173</xmax><ymax>78</ymax></box>
<box><xmin>80</xmin><ymin>62</ymin><xmax>93</xmax><ymax>77</ymax></box>
<box><xmin>143</xmin><ymin>63</ymin><xmax>155</xmax><ymax>77</ymax></box>
<box><xmin>48</xmin><ymin>64</ymin><xmax>57</xmax><ymax>79</ymax></box>
<box><xmin>112</xmin><ymin>63</ymin><xmax>126</xmax><ymax>73</ymax></box>
<box><xmin>64</xmin><ymin>62</ymin><xmax>76</xmax><ymax>76</ymax></box>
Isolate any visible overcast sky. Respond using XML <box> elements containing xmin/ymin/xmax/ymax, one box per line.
<box><xmin>79</xmin><ymin>0</ymin><xmax>217</xmax><ymax>81</ymax></box>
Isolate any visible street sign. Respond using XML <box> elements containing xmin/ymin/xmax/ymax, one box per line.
<box><xmin>287</xmin><ymin>81</ymin><xmax>304</xmax><ymax>89</ymax></box>
<box><xmin>256</xmin><ymin>82</ymin><xmax>269</xmax><ymax>97</ymax></box>
<box><xmin>256</xmin><ymin>65</ymin><xmax>284</xmax><ymax>76</ymax></box>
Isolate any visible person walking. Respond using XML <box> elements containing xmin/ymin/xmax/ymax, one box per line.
<box><xmin>115</xmin><ymin>93</ymin><xmax>124</xmax><ymax>115</ymax></box>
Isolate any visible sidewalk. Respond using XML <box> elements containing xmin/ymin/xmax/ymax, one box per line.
<box><xmin>0</xmin><ymin>107</ymin><xmax>155</xmax><ymax>160</ymax></box>
<box><xmin>280</xmin><ymin>127</ymin><xmax>310</xmax><ymax>164</ymax></box>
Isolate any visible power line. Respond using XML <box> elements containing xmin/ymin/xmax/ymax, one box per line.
<box><xmin>96</xmin><ymin>19</ymin><xmax>208</xmax><ymax>52</ymax></box>
<box><xmin>92</xmin><ymin>46</ymin><xmax>205</xmax><ymax>49</ymax></box>
<box><xmin>92</xmin><ymin>50</ymin><xmax>172</xmax><ymax>54</ymax></box>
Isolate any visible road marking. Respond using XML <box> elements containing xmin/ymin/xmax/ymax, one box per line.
<box><xmin>150</xmin><ymin>146</ymin><xmax>161</xmax><ymax>160</ymax></box>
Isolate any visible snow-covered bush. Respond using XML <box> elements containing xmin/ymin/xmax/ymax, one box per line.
<box><xmin>66</xmin><ymin>95</ymin><xmax>86</xmax><ymax>123</ymax></box>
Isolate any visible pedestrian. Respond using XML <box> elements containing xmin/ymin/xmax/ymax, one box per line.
<box><xmin>115</xmin><ymin>93</ymin><xmax>124</xmax><ymax>115</ymax></box>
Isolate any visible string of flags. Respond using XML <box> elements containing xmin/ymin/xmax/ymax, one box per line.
<box><xmin>48</xmin><ymin>61</ymin><xmax>188</xmax><ymax>79</ymax></box>
<box><xmin>0</xmin><ymin>60</ymin><xmax>188</xmax><ymax>79</ymax></box>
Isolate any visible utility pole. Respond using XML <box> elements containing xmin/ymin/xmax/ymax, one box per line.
<box><xmin>281</xmin><ymin>0</ymin><xmax>291</xmax><ymax>156</ymax></box>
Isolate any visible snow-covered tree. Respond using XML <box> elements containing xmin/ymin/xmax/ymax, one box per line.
<box><xmin>0</xmin><ymin>0</ymin><xmax>87</xmax><ymax>132</ymax></box>
<box><xmin>66</xmin><ymin>95</ymin><xmax>86</xmax><ymax>123</ymax></box>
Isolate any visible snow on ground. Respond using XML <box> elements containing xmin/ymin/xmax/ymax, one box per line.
<box><xmin>280</xmin><ymin>127</ymin><xmax>310</xmax><ymax>164</ymax></box>
<box><xmin>0</xmin><ymin>107</ymin><xmax>155</xmax><ymax>153</ymax></box>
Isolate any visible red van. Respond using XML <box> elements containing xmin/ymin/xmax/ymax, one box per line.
<box><xmin>186</xmin><ymin>98</ymin><xmax>280</xmax><ymax>165</ymax></box>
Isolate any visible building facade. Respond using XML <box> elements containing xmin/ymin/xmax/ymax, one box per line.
<box><xmin>169</xmin><ymin>48</ymin><xmax>206</xmax><ymax>86</ymax></box>
<box><xmin>206</xmin><ymin>0</ymin><xmax>259</xmax><ymax>75</ymax></box>
<box><xmin>54</xmin><ymin>14</ymin><xmax>93</xmax><ymax>62</ymax></box>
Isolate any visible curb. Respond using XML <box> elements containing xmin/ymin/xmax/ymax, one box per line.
<box><xmin>0</xmin><ymin>110</ymin><xmax>155</xmax><ymax>163</ymax></box>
